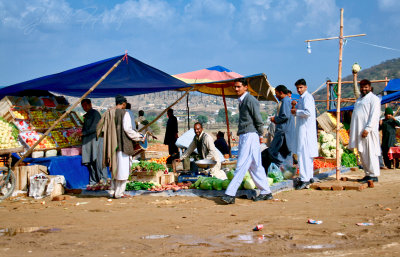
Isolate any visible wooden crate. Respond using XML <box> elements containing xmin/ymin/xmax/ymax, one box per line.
<box><xmin>14</xmin><ymin>165</ymin><xmax>48</xmax><ymax>191</ymax></box>
<box><xmin>130</xmin><ymin>170</ymin><xmax>163</xmax><ymax>184</ymax></box>
<box><xmin>160</xmin><ymin>173</ymin><xmax>175</xmax><ymax>185</ymax></box>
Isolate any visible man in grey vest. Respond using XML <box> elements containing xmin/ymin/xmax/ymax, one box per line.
<box><xmin>221</xmin><ymin>78</ymin><xmax>273</xmax><ymax>204</ymax></box>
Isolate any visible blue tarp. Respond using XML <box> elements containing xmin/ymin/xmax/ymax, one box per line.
<box><xmin>383</xmin><ymin>79</ymin><xmax>400</xmax><ymax>91</ymax></box>
<box><xmin>0</xmin><ymin>54</ymin><xmax>189</xmax><ymax>98</ymax></box>
<box><xmin>328</xmin><ymin>91</ymin><xmax>400</xmax><ymax>112</ymax></box>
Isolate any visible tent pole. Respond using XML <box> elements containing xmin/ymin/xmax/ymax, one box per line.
<box><xmin>222</xmin><ymin>87</ymin><xmax>232</xmax><ymax>157</ymax></box>
<box><xmin>139</xmin><ymin>89</ymin><xmax>193</xmax><ymax>133</ymax></box>
<box><xmin>13</xmin><ymin>56</ymin><xmax>125</xmax><ymax>169</ymax></box>
<box><xmin>335</xmin><ymin>8</ymin><xmax>344</xmax><ymax>180</ymax></box>
<box><xmin>187</xmin><ymin>92</ymin><xmax>190</xmax><ymax>130</ymax></box>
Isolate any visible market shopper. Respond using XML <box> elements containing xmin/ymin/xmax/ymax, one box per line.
<box><xmin>176</xmin><ymin>123</ymin><xmax>227</xmax><ymax>179</ymax></box>
<box><xmin>164</xmin><ymin>108</ymin><xmax>179</xmax><ymax>157</ymax></box>
<box><xmin>221</xmin><ymin>78</ymin><xmax>273</xmax><ymax>204</ymax></box>
<box><xmin>291</xmin><ymin>79</ymin><xmax>318</xmax><ymax>190</ymax></box>
<box><xmin>264</xmin><ymin>85</ymin><xmax>292</xmax><ymax>169</ymax></box>
<box><xmin>380</xmin><ymin>107</ymin><xmax>400</xmax><ymax>169</ymax></box>
<box><xmin>137</xmin><ymin>110</ymin><xmax>157</xmax><ymax>140</ymax></box>
<box><xmin>97</xmin><ymin>95</ymin><xmax>144</xmax><ymax>198</ymax></box>
<box><xmin>80</xmin><ymin>99</ymin><xmax>107</xmax><ymax>185</ymax></box>
<box><xmin>349</xmin><ymin>79</ymin><xmax>381</xmax><ymax>182</ymax></box>
<box><xmin>214</xmin><ymin>131</ymin><xmax>229</xmax><ymax>155</ymax></box>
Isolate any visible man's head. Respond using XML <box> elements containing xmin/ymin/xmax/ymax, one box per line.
<box><xmin>81</xmin><ymin>98</ymin><xmax>92</xmax><ymax>112</ymax></box>
<box><xmin>233</xmin><ymin>78</ymin><xmax>248</xmax><ymax>97</ymax></box>
<box><xmin>126</xmin><ymin>103</ymin><xmax>131</xmax><ymax>110</ymax></box>
<box><xmin>359</xmin><ymin>79</ymin><xmax>372</xmax><ymax>97</ymax></box>
<box><xmin>194</xmin><ymin>122</ymin><xmax>203</xmax><ymax>137</ymax></box>
<box><xmin>275</xmin><ymin>85</ymin><xmax>288</xmax><ymax>101</ymax></box>
<box><xmin>115</xmin><ymin>95</ymin><xmax>127</xmax><ymax>109</ymax></box>
<box><xmin>167</xmin><ymin>108</ymin><xmax>174</xmax><ymax>118</ymax></box>
<box><xmin>287</xmin><ymin>90</ymin><xmax>292</xmax><ymax>97</ymax></box>
<box><xmin>139</xmin><ymin>110</ymin><xmax>144</xmax><ymax>117</ymax></box>
<box><xmin>295</xmin><ymin>79</ymin><xmax>307</xmax><ymax>95</ymax></box>
<box><xmin>217</xmin><ymin>131</ymin><xmax>224</xmax><ymax>139</ymax></box>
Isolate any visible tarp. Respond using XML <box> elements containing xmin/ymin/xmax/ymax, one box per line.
<box><xmin>383</xmin><ymin>79</ymin><xmax>400</xmax><ymax>91</ymax></box>
<box><xmin>328</xmin><ymin>92</ymin><xmax>400</xmax><ymax>112</ymax></box>
<box><xmin>174</xmin><ymin>65</ymin><xmax>242</xmax><ymax>84</ymax></box>
<box><xmin>0</xmin><ymin>54</ymin><xmax>189</xmax><ymax>98</ymax></box>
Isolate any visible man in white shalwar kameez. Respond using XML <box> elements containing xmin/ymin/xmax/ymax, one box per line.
<box><xmin>104</xmin><ymin>95</ymin><xmax>143</xmax><ymax>199</ymax></box>
<box><xmin>349</xmin><ymin>79</ymin><xmax>381</xmax><ymax>183</ymax></box>
<box><xmin>221</xmin><ymin>78</ymin><xmax>273</xmax><ymax>204</ymax></box>
<box><xmin>291</xmin><ymin>79</ymin><xmax>318</xmax><ymax>190</ymax></box>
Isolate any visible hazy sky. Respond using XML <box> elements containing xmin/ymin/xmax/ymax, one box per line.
<box><xmin>1</xmin><ymin>0</ymin><xmax>400</xmax><ymax>93</ymax></box>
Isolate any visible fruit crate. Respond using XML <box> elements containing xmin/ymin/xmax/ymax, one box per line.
<box><xmin>130</xmin><ymin>170</ymin><xmax>163</xmax><ymax>184</ymax></box>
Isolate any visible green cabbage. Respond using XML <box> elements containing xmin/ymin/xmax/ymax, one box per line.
<box><xmin>243</xmin><ymin>179</ymin><xmax>256</xmax><ymax>190</ymax></box>
<box><xmin>222</xmin><ymin>179</ymin><xmax>231</xmax><ymax>190</ymax></box>
<box><xmin>200</xmin><ymin>180</ymin><xmax>213</xmax><ymax>190</ymax></box>
<box><xmin>227</xmin><ymin>170</ymin><xmax>234</xmax><ymax>180</ymax></box>
<box><xmin>212</xmin><ymin>179</ymin><xmax>223</xmax><ymax>190</ymax></box>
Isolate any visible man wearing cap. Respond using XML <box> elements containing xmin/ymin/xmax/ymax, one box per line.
<box><xmin>97</xmin><ymin>95</ymin><xmax>144</xmax><ymax>198</ymax></box>
<box><xmin>291</xmin><ymin>79</ymin><xmax>318</xmax><ymax>190</ymax></box>
<box><xmin>349</xmin><ymin>79</ymin><xmax>381</xmax><ymax>182</ymax></box>
<box><xmin>380</xmin><ymin>107</ymin><xmax>400</xmax><ymax>169</ymax></box>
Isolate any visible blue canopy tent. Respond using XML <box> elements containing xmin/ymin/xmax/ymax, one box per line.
<box><xmin>383</xmin><ymin>79</ymin><xmax>400</xmax><ymax>92</ymax></box>
<box><xmin>3</xmin><ymin>54</ymin><xmax>190</xmax><ymax>188</ymax></box>
<box><xmin>328</xmin><ymin>91</ymin><xmax>400</xmax><ymax>112</ymax></box>
<box><xmin>0</xmin><ymin>54</ymin><xmax>189</xmax><ymax>97</ymax></box>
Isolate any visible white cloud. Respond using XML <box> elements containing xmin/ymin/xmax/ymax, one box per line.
<box><xmin>378</xmin><ymin>0</ymin><xmax>400</xmax><ymax>11</ymax></box>
<box><xmin>183</xmin><ymin>0</ymin><xmax>235</xmax><ymax>19</ymax></box>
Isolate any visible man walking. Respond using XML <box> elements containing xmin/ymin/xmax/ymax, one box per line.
<box><xmin>291</xmin><ymin>79</ymin><xmax>318</xmax><ymax>190</ymax></box>
<box><xmin>164</xmin><ymin>109</ymin><xmax>179</xmax><ymax>157</ymax></box>
<box><xmin>221</xmin><ymin>78</ymin><xmax>273</xmax><ymax>204</ymax></box>
<box><xmin>349</xmin><ymin>79</ymin><xmax>381</xmax><ymax>182</ymax></box>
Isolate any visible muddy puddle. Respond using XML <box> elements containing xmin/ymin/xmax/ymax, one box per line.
<box><xmin>0</xmin><ymin>227</ymin><xmax>61</xmax><ymax>236</ymax></box>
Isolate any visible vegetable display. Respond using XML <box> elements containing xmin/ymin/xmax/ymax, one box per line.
<box><xmin>318</xmin><ymin>131</ymin><xmax>343</xmax><ymax>158</ymax></box>
<box><xmin>313</xmin><ymin>159</ymin><xmax>336</xmax><ymax>169</ymax></box>
<box><xmin>149</xmin><ymin>156</ymin><xmax>169</xmax><ymax>164</ymax></box>
<box><xmin>192</xmin><ymin>171</ymin><xmax>258</xmax><ymax>190</ymax></box>
<box><xmin>0</xmin><ymin>117</ymin><xmax>20</xmax><ymax>149</ymax></box>
<box><xmin>131</xmin><ymin>161</ymin><xmax>167</xmax><ymax>174</ymax></box>
<box><xmin>341</xmin><ymin>149</ymin><xmax>357</xmax><ymax>167</ymax></box>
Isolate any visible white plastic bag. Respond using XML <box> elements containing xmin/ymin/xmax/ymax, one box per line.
<box><xmin>29</xmin><ymin>173</ymin><xmax>48</xmax><ymax>199</ymax></box>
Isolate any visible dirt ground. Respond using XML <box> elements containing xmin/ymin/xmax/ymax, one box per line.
<box><xmin>1</xmin><ymin>168</ymin><xmax>400</xmax><ymax>257</ymax></box>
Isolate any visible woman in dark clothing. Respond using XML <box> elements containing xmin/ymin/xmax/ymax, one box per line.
<box><xmin>379</xmin><ymin>107</ymin><xmax>400</xmax><ymax>169</ymax></box>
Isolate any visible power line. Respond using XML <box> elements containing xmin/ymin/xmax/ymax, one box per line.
<box><xmin>347</xmin><ymin>38</ymin><xmax>400</xmax><ymax>52</ymax></box>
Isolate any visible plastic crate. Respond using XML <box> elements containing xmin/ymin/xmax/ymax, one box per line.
<box><xmin>61</xmin><ymin>147</ymin><xmax>82</xmax><ymax>156</ymax></box>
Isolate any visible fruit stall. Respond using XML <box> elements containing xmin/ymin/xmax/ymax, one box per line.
<box><xmin>0</xmin><ymin>95</ymin><xmax>82</xmax><ymax>157</ymax></box>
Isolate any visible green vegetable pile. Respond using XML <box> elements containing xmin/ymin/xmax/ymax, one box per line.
<box><xmin>131</xmin><ymin>161</ymin><xmax>166</xmax><ymax>174</ymax></box>
<box><xmin>126</xmin><ymin>181</ymin><xmax>155</xmax><ymax>191</ymax></box>
<box><xmin>192</xmin><ymin>170</ymin><xmax>263</xmax><ymax>190</ymax></box>
<box><xmin>341</xmin><ymin>149</ymin><xmax>357</xmax><ymax>167</ymax></box>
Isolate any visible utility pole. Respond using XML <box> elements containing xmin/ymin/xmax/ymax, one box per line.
<box><xmin>305</xmin><ymin>8</ymin><xmax>366</xmax><ymax>180</ymax></box>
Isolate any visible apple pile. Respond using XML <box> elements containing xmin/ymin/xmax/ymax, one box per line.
<box><xmin>51</xmin><ymin>130</ymin><xmax>69</xmax><ymax>148</ymax></box>
<box><xmin>12</xmin><ymin>109</ymin><xmax>29</xmax><ymax>120</ymax></box>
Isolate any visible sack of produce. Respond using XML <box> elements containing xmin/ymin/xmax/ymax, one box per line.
<box><xmin>268</xmin><ymin>163</ymin><xmax>284</xmax><ymax>183</ymax></box>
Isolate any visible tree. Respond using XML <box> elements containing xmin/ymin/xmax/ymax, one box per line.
<box><xmin>147</xmin><ymin>115</ymin><xmax>161</xmax><ymax>135</ymax></box>
<box><xmin>216</xmin><ymin>108</ymin><xmax>231</xmax><ymax>123</ymax></box>
<box><xmin>197</xmin><ymin>115</ymin><xmax>208</xmax><ymax>124</ymax></box>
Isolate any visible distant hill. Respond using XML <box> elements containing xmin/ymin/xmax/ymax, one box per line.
<box><xmin>314</xmin><ymin>57</ymin><xmax>400</xmax><ymax>111</ymax></box>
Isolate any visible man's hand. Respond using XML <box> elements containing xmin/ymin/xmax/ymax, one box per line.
<box><xmin>361</xmin><ymin>130</ymin><xmax>369</xmax><ymax>138</ymax></box>
<box><xmin>379</xmin><ymin>119</ymin><xmax>383</xmax><ymax>126</ymax></box>
<box><xmin>259</xmin><ymin>137</ymin><xmax>263</xmax><ymax>144</ymax></box>
<box><xmin>175</xmin><ymin>133</ymin><xmax>179</xmax><ymax>139</ymax></box>
<box><xmin>389</xmin><ymin>114</ymin><xmax>395</xmax><ymax>120</ymax></box>
<box><xmin>291</xmin><ymin>108</ymin><xmax>296</xmax><ymax>115</ymax></box>
<box><xmin>270</xmin><ymin>116</ymin><xmax>275</xmax><ymax>123</ymax></box>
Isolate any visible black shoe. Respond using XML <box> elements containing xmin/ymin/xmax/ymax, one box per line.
<box><xmin>295</xmin><ymin>181</ymin><xmax>310</xmax><ymax>190</ymax></box>
<box><xmin>221</xmin><ymin>194</ymin><xmax>235</xmax><ymax>204</ymax></box>
<box><xmin>309</xmin><ymin>178</ymin><xmax>314</xmax><ymax>184</ymax></box>
<box><xmin>253</xmin><ymin>193</ymin><xmax>273</xmax><ymax>202</ymax></box>
<box><xmin>358</xmin><ymin>176</ymin><xmax>378</xmax><ymax>183</ymax></box>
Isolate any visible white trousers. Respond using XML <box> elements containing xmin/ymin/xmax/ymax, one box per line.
<box><xmin>298</xmin><ymin>150</ymin><xmax>314</xmax><ymax>182</ymax></box>
<box><xmin>359</xmin><ymin>151</ymin><xmax>380</xmax><ymax>177</ymax></box>
<box><xmin>226</xmin><ymin>132</ymin><xmax>271</xmax><ymax>196</ymax></box>
<box><xmin>109</xmin><ymin>179</ymin><xmax>127</xmax><ymax>198</ymax></box>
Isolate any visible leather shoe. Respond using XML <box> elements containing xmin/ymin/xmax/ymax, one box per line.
<box><xmin>358</xmin><ymin>176</ymin><xmax>378</xmax><ymax>183</ymax></box>
<box><xmin>221</xmin><ymin>194</ymin><xmax>235</xmax><ymax>204</ymax></box>
<box><xmin>253</xmin><ymin>193</ymin><xmax>273</xmax><ymax>202</ymax></box>
<box><xmin>295</xmin><ymin>181</ymin><xmax>310</xmax><ymax>190</ymax></box>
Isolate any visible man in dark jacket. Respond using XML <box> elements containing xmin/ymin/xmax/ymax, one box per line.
<box><xmin>164</xmin><ymin>109</ymin><xmax>179</xmax><ymax>157</ymax></box>
<box><xmin>214</xmin><ymin>131</ymin><xmax>229</xmax><ymax>155</ymax></box>
<box><xmin>380</xmin><ymin>107</ymin><xmax>400</xmax><ymax>169</ymax></box>
<box><xmin>81</xmin><ymin>99</ymin><xmax>107</xmax><ymax>185</ymax></box>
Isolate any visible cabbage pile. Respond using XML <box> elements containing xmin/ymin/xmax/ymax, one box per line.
<box><xmin>318</xmin><ymin>131</ymin><xmax>343</xmax><ymax>158</ymax></box>
<box><xmin>192</xmin><ymin>170</ymin><xmax>270</xmax><ymax>190</ymax></box>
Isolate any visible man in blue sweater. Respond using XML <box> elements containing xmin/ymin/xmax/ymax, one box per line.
<box><xmin>221</xmin><ymin>78</ymin><xmax>273</xmax><ymax>204</ymax></box>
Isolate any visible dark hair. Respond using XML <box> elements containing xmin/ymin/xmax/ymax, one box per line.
<box><xmin>295</xmin><ymin>79</ymin><xmax>307</xmax><ymax>86</ymax></box>
<box><xmin>275</xmin><ymin>85</ymin><xmax>288</xmax><ymax>94</ymax></box>
<box><xmin>126</xmin><ymin>103</ymin><xmax>131</xmax><ymax>110</ymax></box>
<box><xmin>115</xmin><ymin>94</ymin><xmax>127</xmax><ymax>105</ymax></box>
<box><xmin>217</xmin><ymin>131</ymin><xmax>224</xmax><ymax>138</ymax></box>
<box><xmin>234</xmin><ymin>77</ymin><xmax>248</xmax><ymax>86</ymax></box>
<box><xmin>167</xmin><ymin>109</ymin><xmax>174</xmax><ymax>115</ymax></box>
<box><xmin>194</xmin><ymin>122</ymin><xmax>203</xmax><ymax>128</ymax></box>
<box><xmin>359</xmin><ymin>79</ymin><xmax>371</xmax><ymax>87</ymax></box>
<box><xmin>81</xmin><ymin>98</ymin><xmax>91</xmax><ymax>105</ymax></box>
<box><xmin>288</xmin><ymin>90</ymin><xmax>292</xmax><ymax>94</ymax></box>
<box><xmin>139</xmin><ymin>110</ymin><xmax>144</xmax><ymax>116</ymax></box>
